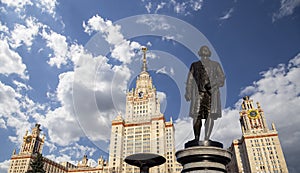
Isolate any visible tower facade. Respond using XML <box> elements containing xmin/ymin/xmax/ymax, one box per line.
<box><xmin>108</xmin><ymin>48</ymin><xmax>181</xmax><ymax>173</ymax></box>
<box><xmin>8</xmin><ymin>124</ymin><xmax>46</xmax><ymax>173</ymax></box>
<box><xmin>228</xmin><ymin>96</ymin><xmax>288</xmax><ymax>173</ymax></box>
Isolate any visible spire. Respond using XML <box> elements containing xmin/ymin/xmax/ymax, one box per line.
<box><xmin>141</xmin><ymin>47</ymin><xmax>147</xmax><ymax>72</ymax></box>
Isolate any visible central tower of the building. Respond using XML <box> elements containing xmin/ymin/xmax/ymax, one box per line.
<box><xmin>108</xmin><ymin>48</ymin><xmax>181</xmax><ymax>173</ymax></box>
<box><xmin>125</xmin><ymin>47</ymin><xmax>161</xmax><ymax>123</ymax></box>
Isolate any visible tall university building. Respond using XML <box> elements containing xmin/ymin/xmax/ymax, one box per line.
<box><xmin>8</xmin><ymin>49</ymin><xmax>288</xmax><ymax>173</ymax></box>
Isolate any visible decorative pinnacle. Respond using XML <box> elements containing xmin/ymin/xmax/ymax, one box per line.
<box><xmin>141</xmin><ymin>47</ymin><xmax>147</xmax><ymax>72</ymax></box>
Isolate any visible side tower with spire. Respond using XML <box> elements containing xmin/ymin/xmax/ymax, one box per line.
<box><xmin>227</xmin><ymin>97</ymin><xmax>288</xmax><ymax>173</ymax></box>
<box><xmin>8</xmin><ymin>124</ymin><xmax>45</xmax><ymax>173</ymax></box>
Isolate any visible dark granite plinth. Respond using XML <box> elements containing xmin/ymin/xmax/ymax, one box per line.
<box><xmin>185</xmin><ymin>139</ymin><xmax>223</xmax><ymax>148</ymax></box>
<box><xmin>176</xmin><ymin>141</ymin><xmax>231</xmax><ymax>173</ymax></box>
<box><xmin>125</xmin><ymin>153</ymin><xmax>166</xmax><ymax>173</ymax></box>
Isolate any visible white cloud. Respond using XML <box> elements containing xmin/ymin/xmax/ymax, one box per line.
<box><xmin>0</xmin><ymin>0</ymin><xmax>33</xmax><ymax>13</ymax></box>
<box><xmin>190</xmin><ymin>0</ymin><xmax>203</xmax><ymax>11</ymax></box>
<box><xmin>157</xmin><ymin>91</ymin><xmax>167</xmax><ymax>113</ymax></box>
<box><xmin>162</xmin><ymin>35</ymin><xmax>175</xmax><ymax>41</ymax></box>
<box><xmin>10</xmin><ymin>17</ymin><xmax>41</xmax><ymax>49</ymax></box>
<box><xmin>13</xmin><ymin>80</ymin><xmax>32</xmax><ymax>91</ymax></box>
<box><xmin>0</xmin><ymin>81</ymin><xmax>32</xmax><ymax>145</ymax></box>
<box><xmin>36</xmin><ymin>0</ymin><xmax>58</xmax><ymax>16</ymax></box>
<box><xmin>0</xmin><ymin>39</ymin><xmax>27</xmax><ymax>78</ymax></box>
<box><xmin>156</xmin><ymin>66</ymin><xmax>168</xmax><ymax>74</ymax></box>
<box><xmin>273</xmin><ymin>0</ymin><xmax>300</xmax><ymax>21</ymax></box>
<box><xmin>44</xmin><ymin>154</ymin><xmax>73</xmax><ymax>164</ymax></box>
<box><xmin>146</xmin><ymin>41</ymin><xmax>152</xmax><ymax>47</ymax></box>
<box><xmin>157</xmin><ymin>91</ymin><xmax>166</xmax><ymax>103</ymax></box>
<box><xmin>174</xmin><ymin>118</ymin><xmax>194</xmax><ymax>150</ymax></box>
<box><xmin>136</xmin><ymin>15</ymin><xmax>171</xmax><ymax>31</ymax></box>
<box><xmin>145</xmin><ymin>2</ymin><xmax>152</xmax><ymax>13</ymax></box>
<box><xmin>59</xmin><ymin>143</ymin><xmax>96</xmax><ymax>159</ymax></box>
<box><xmin>170</xmin><ymin>67</ymin><xmax>175</xmax><ymax>76</ymax></box>
<box><xmin>0</xmin><ymin>118</ymin><xmax>6</xmax><ymax>129</ymax></box>
<box><xmin>155</xmin><ymin>2</ymin><xmax>166</xmax><ymax>13</ymax></box>
<box><xmin>41</xmin><ymin>29</ymin><xmax>69</xmax><ymax>68</ymax></box>
<box><xmin>156</xmin><ymin>66</ymin><xmax>174</xmax><ymax>76</ymax></box>
<box><xmin>0</xmin><ymin>21</ymin><xmax>9</xmax><ymax>33</ymax></box>
<box><xmin>141</xmin><ymin>0</ymin><xmax>203</xmax><ymax>14</ymax></box>
<box><xmin>0</xmin><ymin>0</ymin><xmax>58</xmax><ymax>17</ymax></box>
<box><xmin>0</xmin><ymin>160</ymin><xmax>10</xmax><ymax>173</ymax></box>
<box><xmin>174</xmin><ymin>2</ymin><xmax>186</xmax><ymax>14</ymax></box>
<box><xmin>39</xmin><ymin>44</ymin><xmax>133</xmax><ymax>148</ymax></box>
<box><xmin>83</xmin><ymin>14</ymin><xmax>141</xmax><ymax>64</ymax></box>
<box><xmin>219</xmin><ymin>8</ymin><xmax>234</xmax><ymax>20</ymax></box>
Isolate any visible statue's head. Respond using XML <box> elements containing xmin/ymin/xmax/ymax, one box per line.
<box><xmin>198</xmin><ymin>45</ymin><xmax>211</xmax><ymax>58</ymax></box>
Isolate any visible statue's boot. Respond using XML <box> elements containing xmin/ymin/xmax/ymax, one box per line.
<box><xmin>193</xmin><ymin>117</ymin><xmax>201</xmax><ymax>141</ymax></box>
<box><xmin>204</xmin><ymin>117</ymin><xmax>214</xmax><ymax>140</ymax></box>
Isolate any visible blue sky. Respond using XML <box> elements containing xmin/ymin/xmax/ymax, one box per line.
<box><xmin>0</xmin><ymin>0</ymin><xmax>299</xmax><ymax>172</ymax></box>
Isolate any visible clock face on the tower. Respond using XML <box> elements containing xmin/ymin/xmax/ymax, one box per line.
<box><xmin>248</xmin><ymin>110</ymin><xmax>259</xmax><ymax>119</ymax></box>
<box><xmin>25</xmin><ymin>136</ymin><xmax>32</xmax><ymax>143</ymax></box>
<box><xmin>138</xmin><ymin>91</ymin><xmax>144</xmax><ymax>98</ymax></box>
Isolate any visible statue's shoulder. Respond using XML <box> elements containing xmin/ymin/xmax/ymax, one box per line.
<box><xmin>191</xmin><ymin>61</ymin><xmax>204</xmax><ymax>67</ymax></box>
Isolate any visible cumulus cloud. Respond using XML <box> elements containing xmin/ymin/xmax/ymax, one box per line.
<box><xmin>10</xmin><ymin>17</ymin><xmax>41</xmax><ymax>49</ymax></box>
<box><xmin>0</xmin><ymin>160</ymin><xmax>10</xmax><ymax>173</ymax></box>
<box><xmin>0</xmin><ymin>21</ymin><xmax>9</xmax><ymax>33</ymax></box>
<box><xmin>0</xmin><ymin>118</ymin><xmax>6</xmax><ymax>129</ymax></box>
<box><xmin>136</xmin><ymin>15</ymin><xmax>171</xmax><ymax>31</ymax></box>
<box><xmin>0</xmin><ymin>39</ymin><xmax>27</xmax><ymax>78</ymax></box>
<box><xmin>273</xmin><ymin>0</ymin><xmax>300</xmax><ymax>21</ymax></box>
<box><xmin>0</xmin><ymin>81</ymin><xmax>31</xmax><ymax>144</ymax></box>
<box><xmin>39</xmin><ymin>44</ymin><xmax>133</xmax><ymax>148</ymax></box>
<box><xmin>0</xmin><ymin>0</ymin><xmax>57</xmax><ymax>16</ymax></box>
<box><xmin>83</xmin><ymin>14</ymin><xmax>140</xmax><ymax>64</ymax></box>
<box><xmin>174</xmin><ymin>118</ymin><xmax>194</xmax><ymax>150</ymax></box>
<box><xmin>59</xmin><ymin>143</ymin><xmax>96</xmax><ymax>159</ymax></box>
<box><xmin>141</xmin><ymin>0</ymin><xmax>203</xmax><ymax>14</ymax></box>
<box><xmin>44</xmin><ymin>154</ymin><xmax>73</xmax><ymax>164</ymax></box>
<box><xmin>36</xmin><ymin>0</ymin><xmax>58</xmax><ymax>16</ymax></box>
<box><xmin>0</xmin><ymin>0</ymin><xmax>33</xmax><ymax>13</ymax></box>
<box><xmin>41</xmin><ymin>28</ymin><xmax>69</xmax><ymax>68</ymax></box>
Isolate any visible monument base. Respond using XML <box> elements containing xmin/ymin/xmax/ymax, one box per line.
<box><xmin>176</xmin><ymin>141</ymin><xmax>231</xmax><ymax>173</ymax></box>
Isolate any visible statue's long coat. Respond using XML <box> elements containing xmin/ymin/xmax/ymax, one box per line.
<box><xmin>186</xmin><ymin>60</ymin><xmax>225</xmax><ymax>120</ymax></box>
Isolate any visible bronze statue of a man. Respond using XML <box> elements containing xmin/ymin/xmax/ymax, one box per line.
<box><xmin>185</xmin><ymin>45</ymin><xmax>225</xmax><ymax>141</ymax></box>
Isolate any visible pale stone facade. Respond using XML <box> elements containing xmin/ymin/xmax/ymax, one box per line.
<box><xmin>107</xmin><ymin>48</ymin><xmax>181</xmax><ymax>173</ymax></box>
<box><xmin>227</xmin><ymin>97</ymin><xmax>289</xmax><ymax>173</ymax></box>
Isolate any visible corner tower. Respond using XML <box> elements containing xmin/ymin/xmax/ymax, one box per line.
<box><xmin>20</xmin><ymin>123</ymin><xmax>45</xmax><ymax>154</ymax></box>
<box><xmin>8</xmin><ymin>124</ymin><xmax>45</xmax><ymax>173</ymax></box>
<box><xmin>228</xmin><ymin>97</ymin><xmax>288</xmax><ymax>173</ymax></box>
<box><xmin>239</xmin><ymin>96</ymin><xmax>269</xmax><ymax>134</ymax></box>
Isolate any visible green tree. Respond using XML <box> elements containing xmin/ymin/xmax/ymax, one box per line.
<box><xmin>26</xmin><ymin>153</ymin><xmax>46</xmax><ymax>173</ymax></box>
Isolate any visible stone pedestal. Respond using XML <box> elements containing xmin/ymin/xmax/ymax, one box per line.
<box><xmin>176</xmin><ymin>141</ymin><xmax>231</xmax><ymax>173</ymax></box>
